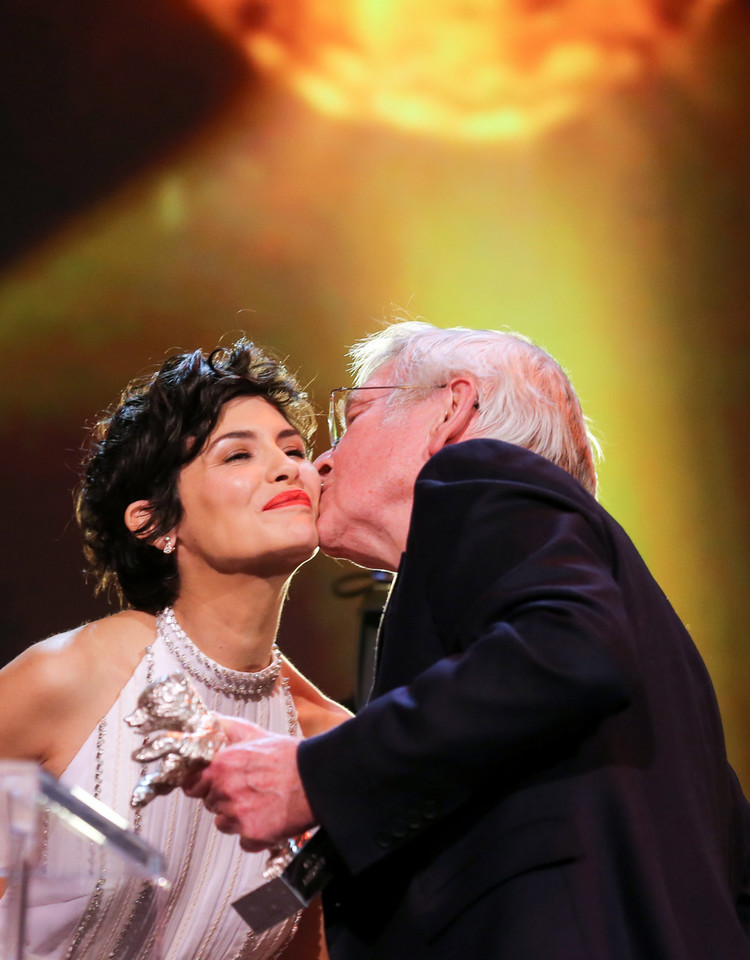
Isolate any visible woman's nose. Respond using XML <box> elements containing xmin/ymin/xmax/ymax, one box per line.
<box><xmin>271</xmin><ymin>450</ymin><xmax>302</xmax><ymax>482</ymax></box>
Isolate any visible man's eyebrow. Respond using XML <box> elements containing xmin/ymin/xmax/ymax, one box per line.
<box><xmin>344</xmin><ymin>390</ymin><xmax>381</xmax><ymax>418</ymax></box>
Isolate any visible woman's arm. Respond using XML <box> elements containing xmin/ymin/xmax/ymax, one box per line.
<box><xmin>0</xmin><ymin>633</ymin><xmax>86</xmax><ymax>765</ymax></box>
<box><xmin>281</xmin><ymin>655</ymin><xmax>352</xmax><ymax>737</ymax></box>
<box><xmin>0</xmin><ymin>612</ymin><xmax>154</xmax><ymax>775</ymax></box>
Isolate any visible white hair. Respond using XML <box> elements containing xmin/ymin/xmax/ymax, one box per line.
<box><xmin>348</xmin><ymin>320</ymin><xmax>601</xmax><ymax>496</ymax></box>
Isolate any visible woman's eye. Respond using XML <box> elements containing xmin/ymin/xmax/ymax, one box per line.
<box><xmin>285</xmin><ymin>448</ymin><xmax>306</xmax><ymax>459</ymax></box>
<box><xmin>225</xmin><ymin>450</ymin><xmax>252</xmax><ymax>462</ymax></box>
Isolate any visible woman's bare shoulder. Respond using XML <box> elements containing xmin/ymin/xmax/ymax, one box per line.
<box><xmin>281</xmin><ymin>655</ymin><xmax>352</xmax><ymax>738</ymax></box>
<box><xmin>13</xmin><ymin>610</ymin><xmax>154</xmax><ymax>697</ymax></box>
<box><xmin>0</xmin><ymin>610</ymin><xmax>156</xmax><ymax>766</ymax></box>
<box><xmin>6</xmin><ymin>620</ymin><xmax>102</xmax><ymax>705</ymax></box>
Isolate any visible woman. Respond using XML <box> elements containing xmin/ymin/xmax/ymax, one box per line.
<box><xmin>0</xmin><ymin>337</ymin><xmax>348</xmax><ymax>959</ymax></box>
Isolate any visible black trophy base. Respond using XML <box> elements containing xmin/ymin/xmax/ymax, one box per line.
<box><xmin>232</xmin><ymin>831</ymin><xmax>339</xmax><ymax>932</ymax></box>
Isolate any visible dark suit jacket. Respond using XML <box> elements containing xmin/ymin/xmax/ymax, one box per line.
<box><xmin>298</xmin><ymin>439</ymin><xmax>750</xmax><ymax>958</ymax></box>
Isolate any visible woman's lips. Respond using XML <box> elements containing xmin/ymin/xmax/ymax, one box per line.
<box><xmin>263</xmin><ymin>489</ymin><xmax>312</xmax><ymax>511</ymax></box>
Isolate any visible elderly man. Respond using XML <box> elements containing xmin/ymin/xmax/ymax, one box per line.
<box><xmin>185</xmin><ymin>320</ymin><xmax>750</xmax><ymax>959</ymax></box>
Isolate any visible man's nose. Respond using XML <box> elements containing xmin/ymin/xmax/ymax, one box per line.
<box><xmin>314</xmin><ymin>449</ymin><xmax>334</xmax><ymax>477</ymax></box>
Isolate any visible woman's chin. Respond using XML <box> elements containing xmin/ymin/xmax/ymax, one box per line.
<box><xmin>254</xmin><ymin>540</ymin><xmax>321</xmax><ymax>577</ymax></box>
<box><xmin>289</xmin><ymin>540</ymin><xmax>320</xmax><ymax>570</ymax></box>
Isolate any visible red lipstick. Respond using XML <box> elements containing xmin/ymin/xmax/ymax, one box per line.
<box><xmin>263</xmin><ymin>489</ymin><xmax>312</xmax><ymax>511</ymax></box>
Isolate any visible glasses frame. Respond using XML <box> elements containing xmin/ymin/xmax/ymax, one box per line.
<box><xmin>327</xmin><ymin>384</ymin><xmax>446</xmax><ymax>448</ymax></box>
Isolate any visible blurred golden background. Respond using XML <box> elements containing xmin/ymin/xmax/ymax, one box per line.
<box><xmin>1</xmin><ymin>0</ymin><xmax>748</xmax><ymax>786</ymax></box>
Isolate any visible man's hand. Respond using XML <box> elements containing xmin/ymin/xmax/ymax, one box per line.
<box><xmin>182</xmin><ymin>715</ymin><xmax>316</xmax><ymax>852</ymax></box>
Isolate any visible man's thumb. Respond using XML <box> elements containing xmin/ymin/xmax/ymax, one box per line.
<box><xmin>214</xmin><ymin>713</ymin><xmax>266</xmax><ymax>744</ymax></box>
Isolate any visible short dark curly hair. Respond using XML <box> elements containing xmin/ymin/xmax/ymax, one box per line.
<box><xmin>75</xmin><ymin>337</ymin><xmax>317</xmax><ymax>613</ymax></box>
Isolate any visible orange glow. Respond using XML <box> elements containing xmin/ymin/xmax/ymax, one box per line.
<box><xmin>192</xmin><ymin>0</ymin><xmax>728</xmax><ymax>140</ymax></box>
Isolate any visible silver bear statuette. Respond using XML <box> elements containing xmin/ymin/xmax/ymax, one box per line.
<box><xmin>125</xmin><ymin>672</ymin><xmax>228</xmax><ymax>808</ymax></box>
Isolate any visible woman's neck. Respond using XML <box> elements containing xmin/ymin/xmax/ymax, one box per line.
<box><xmin>170</xmin><ymin>573</ymin><xmax>288</xmax><ymax>673</ymax></box>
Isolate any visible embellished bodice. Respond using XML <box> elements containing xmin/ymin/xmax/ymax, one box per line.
<box><xmin>26</xmin><ymin>611</ymin><xmax>301</xmax><ymax>960</ymax></box>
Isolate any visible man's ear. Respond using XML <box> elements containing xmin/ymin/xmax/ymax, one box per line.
<box><xmin>427</xmin><ymin>377</ymin><xmax>479</xmax><ymax>456</ymax></box>
<box><xmin>124</xmin><ymin>500</ymin><xmax>159</xmax><ymax>542</ymax></box>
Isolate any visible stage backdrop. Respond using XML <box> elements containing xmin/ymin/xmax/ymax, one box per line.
<box><xmin>1</xmin><ymin>0</ymin><xmax>749</xmax><ymax>786</ymax></box>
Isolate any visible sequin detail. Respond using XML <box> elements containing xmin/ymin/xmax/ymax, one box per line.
<box><xmin>158</xmin><ymin>608</ymin><xmax>282</xmax><ymax>701</ymax></box>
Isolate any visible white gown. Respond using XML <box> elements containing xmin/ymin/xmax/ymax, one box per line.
<box><xmin>24</xmin><ymin>610</ymin><xmax>301</xmax><ymax>960</ymax></box>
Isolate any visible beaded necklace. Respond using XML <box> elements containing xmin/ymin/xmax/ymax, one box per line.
<box><xmin>157</xmin><ymin>607</ymin><xmax>282</xmax><ymax>702</ymax></box>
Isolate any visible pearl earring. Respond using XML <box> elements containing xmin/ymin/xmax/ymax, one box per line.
<box><xmin>163</xmin><ymin>536</ymin><xmax>174</xmax><ymax>555</ymax></box>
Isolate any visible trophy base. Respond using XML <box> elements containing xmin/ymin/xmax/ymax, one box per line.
<box><xmin>232</xmin><ymin>831</ymin><xmax>340</xmax><ymax>932</ymax></box>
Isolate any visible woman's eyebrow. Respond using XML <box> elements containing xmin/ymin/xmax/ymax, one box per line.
<box><xmin>206</xmin><ymin>429</ymin><xmax>257</xmax><ymax>451</ymax></box>
<box><xmin>207</xmin><ymin>427</ymin><xmax>302</xmax><ymax>452</ymax></box>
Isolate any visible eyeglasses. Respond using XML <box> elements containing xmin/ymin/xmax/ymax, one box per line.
<box><xmin>327</xmin><ymin>384</ymin><xmax>446</xmax><ymax>448</ymax></box>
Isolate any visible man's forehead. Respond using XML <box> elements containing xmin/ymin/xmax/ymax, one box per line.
<box><xmin>342</xmin><ymin>363</ymin><xmax>397</xmax><ymax>415</ymax></box>
<box><xmin>359</xmin><ymin>360</ymin><xmax>397</xmax><ymax>389</ymax></box>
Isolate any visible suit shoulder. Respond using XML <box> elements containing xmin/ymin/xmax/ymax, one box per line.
<box><xmin>418</xmin><ymin>439</ymin><xmax>599</xmax><ymax>515</ymax></box>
